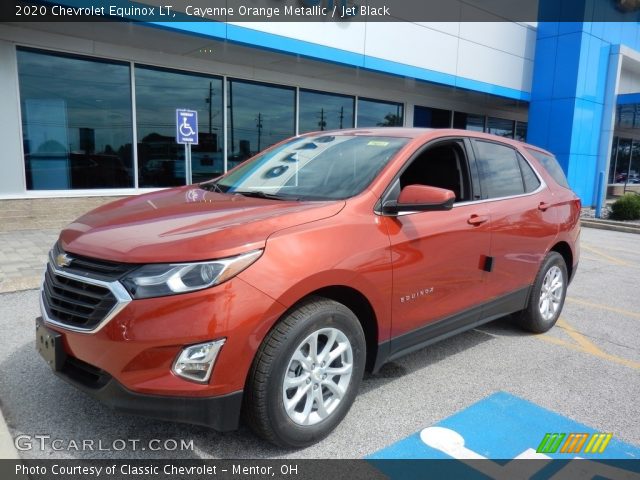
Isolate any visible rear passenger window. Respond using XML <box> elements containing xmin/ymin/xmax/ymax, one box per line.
<box><xmin>517</xmin><ymin>153</ymin><xmax>541</xmax><ymax>193</ymax></box>
<box><xmin>473</xmin><ymin>140</ymin><xmax>524</xmax><ymax>199</ymax></box>
<box><xmin>526</xmin><ymin>149</ymin><xmax>570</xmax><ymax>189</ymax></box>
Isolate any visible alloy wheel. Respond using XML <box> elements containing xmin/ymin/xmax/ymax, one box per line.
<box><xmin>282</xmin><ymin>327</ymin><xmax>353</xmax><ymax>426</ymax></box>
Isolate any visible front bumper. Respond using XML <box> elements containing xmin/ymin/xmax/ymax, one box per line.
<box><xmin>37</xmin><ymin>316</ymin><xmax>243</xmax><ymax>431</ymax></box>
<box><xmin>38</xmin><ymin>274</ymin><xmax>286</xmax><ymax>397</ymax></box>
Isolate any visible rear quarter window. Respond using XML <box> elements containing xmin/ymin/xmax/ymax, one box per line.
<box><xmin>526</xmin><ymin>149</ymin><xmax>570</xmax><ymax>189</ymax></box>
<box><xmin>473</xmin><ymin>140</ymin><xmax>525</xmax><ymax>199</ymax></box>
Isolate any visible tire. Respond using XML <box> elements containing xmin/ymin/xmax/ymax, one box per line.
<box><xmin>516</xmin><ymin>251</ymin><xmax>568</xmax><ymax>333</ymax></box>
<box><xmin>243</xmin><ymin>296</ymin><xmax>366</xmax><ymax>448</ymax></box>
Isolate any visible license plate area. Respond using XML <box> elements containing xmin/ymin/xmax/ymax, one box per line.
<box><xmin>36</xmin><ymin>319</ymin><xmax>67</xmax><ymax>371</ymax></box>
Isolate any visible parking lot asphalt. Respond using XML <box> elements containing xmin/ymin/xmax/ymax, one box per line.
<box><xmin>0</xmin><ymin>227</ymin><xmax>637</xmax><ymax>460</ymax></box>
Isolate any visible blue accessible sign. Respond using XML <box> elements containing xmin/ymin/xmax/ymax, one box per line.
<box><xmin>176</xmin><ymin>109</ymin><xmax>198</xmax><ymax>145</ymax></box>
<box><xmin>368</xmin><ymin>392</ymin><xmax>640</xmax><ymax>478</ymax></box>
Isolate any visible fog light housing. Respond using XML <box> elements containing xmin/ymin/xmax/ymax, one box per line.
<box><xmin>172</xmin><ymin>339</ymin><xmax>225</xmax><ymax>383</ymax></box>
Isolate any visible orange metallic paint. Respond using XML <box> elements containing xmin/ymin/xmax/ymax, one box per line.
<box><xmin>47</xmin><ymin>128</ymin><xmax>580</xmax><ymax>402</ymax></box>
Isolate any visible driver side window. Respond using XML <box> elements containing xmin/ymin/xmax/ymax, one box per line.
<box><xmin>398</xmin><ymin>141</ymin><xmax>472</xmax><ymax>203</ymax></box>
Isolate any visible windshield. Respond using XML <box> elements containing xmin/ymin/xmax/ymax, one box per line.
<box><xmin>210</xmin><ymin>134</ymin><xmax>408</xmax><ymax>200</ymax></box>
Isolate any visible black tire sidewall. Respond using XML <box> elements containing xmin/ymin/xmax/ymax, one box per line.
<box><xmin>526</xmin><ymin>252</ymin><xmax>568</xmax><ymax>332</ymax></box>
<box><xmin>265</xmin><ymin>302</ymin><xmax>366</xmax><ymax>447</ymax></box>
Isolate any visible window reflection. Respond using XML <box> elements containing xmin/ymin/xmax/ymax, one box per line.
<box><xmin>453</xmin><ymin>112</ymin><xmax>485</xmax><ymax>132</ymax></box>
<box><xmin>299</xmin><ymin>90</ymin><xmax>354</xmax><ymax>133</ymax></box>
<box><xmin>18</xmin><ymin>48</ymin><xmax>133</xmax><ymax>190</ymax></box>
<box><xmin>413</xmin><ymin>106</ymin><xmax>451</xmax><ymax>128</ymax></box>
<box><xmin>475</xmin><ymin>141</ymin><xmax>524</xmax><ymax>198</ymax></box>
<box><xmin>357</xmin><ymin>98</ymin><xmax>403</xmax><ymax>127</ymax></box>
<box><xmin>515</xmin><ymin>122</ymin><xmax>528</xmax><ymax>142</ymax></box>
<box><xmin>135</xmin><ymin>66</ymin><xmax>223</xmax><ymax>187</ymax></box>
<box><xmin>609</xmin><ymin>137</ymin><xmax>640</xmax><ymax>185</ymax></box>
<box><xmin>617</xmin><ymin>104</ymin><xmax>640</xmax><ymax>129</ymax></box>
<box><xmin>487</xmin><ymin>117</ymin><xmax>514</xmax><ymax>138</ymax></box>
<box><xmin>227</xmin><ymin>80</ymin><xmax>295</xmax><ymax>169</ymax></box>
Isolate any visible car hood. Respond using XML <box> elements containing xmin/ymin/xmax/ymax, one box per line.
<box><xmin>59</xmin><ymin>186</ymin><xmax>345</xmax><ymax>263</ymax></box>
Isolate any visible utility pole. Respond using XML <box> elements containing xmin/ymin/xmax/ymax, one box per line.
<box><xmin>318</xmin><ymin>108</ymin><xmax>326</xmax><ymax>131</ymax></box>
<box><xmin>205</xmin><ymin>81</ymin><xmax>213</xmax><ymax>135</ymax></box>
<box><xmin>228</xmin><ymin>81</ymin><xmax>234</xmax><ymax>154</ymax></box>
<box><xmin>256</xmin><ymin>113</ymin><xmax>263</xmax><ymax>152</ymax></box>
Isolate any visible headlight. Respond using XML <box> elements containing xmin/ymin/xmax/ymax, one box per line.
<box><xmin>122</xmin><ymin>249</ymin><xmax>262</xmax><ymax>299</ymax></box>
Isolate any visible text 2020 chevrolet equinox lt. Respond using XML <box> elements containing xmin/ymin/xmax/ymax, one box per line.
<box><xmin>36</xmin><ymin>128</ymin><xmax>580</xmax><ymax>447</ymax></box>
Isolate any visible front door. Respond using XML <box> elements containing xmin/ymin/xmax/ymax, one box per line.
<box><xmin>379</xmin><ymin>139</ymin><xmax>492</xmax><ymax>355</ymax></box>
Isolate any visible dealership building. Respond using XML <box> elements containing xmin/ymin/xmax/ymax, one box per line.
<box><xmin>0</xmin><ymin>2</ymin><xmax>639</xmax><ymax>207</ymax></box>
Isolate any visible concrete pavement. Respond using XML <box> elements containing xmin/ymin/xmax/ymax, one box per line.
<box><xmin>0</xmin><ymin>227</ymin><xmax>637</xmax><ymax>459</ymax></box>
<box><xmin>0</xmin><ymin>197</ymin><xmax>124</xmax><ymax>293</ymax></box>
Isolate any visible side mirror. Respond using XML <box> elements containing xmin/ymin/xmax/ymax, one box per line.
<box><xmin>382</xmin><ymin>184</ymin><xmax>455</xmax><ymax>215</ymax></box>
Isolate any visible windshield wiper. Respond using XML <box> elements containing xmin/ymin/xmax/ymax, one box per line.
<box><xmin>233</xmin><ymin>190</ymin><xmax>299</xmax><ymax>201</ymax></box>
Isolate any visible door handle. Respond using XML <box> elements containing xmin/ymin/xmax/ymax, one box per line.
<box><xmin>538</xmin><ymin>202</ymin><xmax>551</xmax><ymax>211</ymax></box>
<box><xmin>467</xmin><ymin>214</ymin><xmax>489</xmax><ymax>226</ymax></box>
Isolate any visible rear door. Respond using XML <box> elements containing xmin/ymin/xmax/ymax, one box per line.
<box><xmin>470</xmin><ymin>139</ymin><xmax>559</xmax><ymax>308</ymax></box>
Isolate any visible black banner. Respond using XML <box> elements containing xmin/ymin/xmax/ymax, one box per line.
<box><xmin>1</xmin><ymin>459</ymin><xmax>640</xmax><ymax>480</ymax></box>
<box><xmin>2</xmin><ymin>0</ymin><xmax>640</xmax><ymax>23</ymax></box>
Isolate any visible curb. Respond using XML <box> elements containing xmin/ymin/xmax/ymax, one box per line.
<box><xmin>581</xmin><ymin>219</ymin><xmax>640</xmax><ymax>235</ymax></box>
<box><xmin>0</xmin><ymin>406</ymin><xmax>19</xmax><ymax>460</ymax></box>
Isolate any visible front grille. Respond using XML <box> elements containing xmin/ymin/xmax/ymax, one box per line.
<box><xmin>51</xmin><ymin>243</ymin><xmax>133</xmax><ymax>281</ymax></box>
<box><xmin>42</xmin><ymin>264</ymin><xmax>118</xmax><ymax>329</ymax></box>
<box><xmin>41</xmin><ymin>244</ymin><xmax>133</xmax><ymax>331</ymax></box>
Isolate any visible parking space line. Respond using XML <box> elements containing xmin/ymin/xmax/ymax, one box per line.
<box><xmin>535</xmin><ymin>318</ymin><xmax>640</xmax><ymax>371</ymax></box>
<box><xmin>566</xmin><ymin>297</ymin><xmax>640</xmax><ymax>320</ymax></box>
<box><xmin>581</xmin><ymin>244</ymin><xmax>632</xmax><ymax>267</ymax></box>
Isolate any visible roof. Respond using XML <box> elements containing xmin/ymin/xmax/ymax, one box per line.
<box><xmin>302</xmin><ymin>127</ymin><xmax>554</xmax><ymax>156</ymax></box>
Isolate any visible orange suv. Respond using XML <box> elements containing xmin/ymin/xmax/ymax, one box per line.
<box><xmin>36</xmin><ymin>128</ymin><xmax>580</xmax><ymax>447</ymax></box>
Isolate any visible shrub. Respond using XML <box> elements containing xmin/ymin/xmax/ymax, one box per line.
<box><xmin>610</xmin><ymin>193</ymin><xmax>640</xmax><ymax>221</ymax></box>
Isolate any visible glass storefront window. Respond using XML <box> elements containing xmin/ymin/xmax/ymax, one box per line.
<box><xmin>17</xmin><ymin>48</ymin><xmax>133</xmax><ymax>190</ymax></box>
<box><xmin>515</xmin><ymin>121</ymin><xmax>528</xmax><ymax>142</ymax></box>
<box><xmin>135</xmin><ymin>66</ymin><xmax>223</xmax><ymax>187</ymax></box>
<box><xmin>17</xmin><ymin>48</ymin><xmax>530</xmax><ymax>193</ymax></box>
<box><xmin>299</xmin><ymin>90</ymin><xmax>354</xmax><ymax>133</ymax></box>
<box><xmin>357</xmin><ymin>98</ymin><xmax>404</xmax><ymax>127</ymax></box>
<box><xmin>610</xmin><ymin>138</ymin><xmax>640</xmax><ymax>185</ymax></box>
<box><xmin>453</xmin><ymin>112</ymin><xmax>485</xmax><ymax>132</ymax></box>
<box><xmin>413</xmin><ymin>106</ymin><xmax>451</xmax><ymax>128</ymax></box>
<box><xmin>611</xmin><ymin>138</ymin><xmax>633</xmax><ymax>183</ymax></box>
<box><xmin>617</xmin><ymin>104</ymin><xmax>640</xmax><ymax>129</ymax></box>
<box><xmin>227</xmin><ymin>79</ymin><xmax>295</xmax><ymax>169</ymax></box>
<box><xmin>487</xmin><ymin>117</ymin><xmax>515</xmax><ymax>138</ymax></box>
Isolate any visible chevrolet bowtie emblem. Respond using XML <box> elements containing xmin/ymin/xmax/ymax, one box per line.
<box><xmin>55</xmin><ymin>253</ymin><xmax>73</xmax><ymax>268</ymax></box>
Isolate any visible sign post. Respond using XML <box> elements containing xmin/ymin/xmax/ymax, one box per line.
<box><xmin>176</xmin><ymin>109</ymin><xmax>199</xmax><ymax>184</ymax></box>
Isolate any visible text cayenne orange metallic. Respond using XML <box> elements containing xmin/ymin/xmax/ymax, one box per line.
<box><xmin>36</xmin><ymin>128</ymin><xmax>580</xmax><ymax>447</ymax></box>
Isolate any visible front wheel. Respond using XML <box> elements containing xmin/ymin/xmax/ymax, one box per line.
<box><xmin>243</xmin><ymin>296</ymin><xmax>366</xmax><ymax>447</ymax></box>
<box><xmin>516</xmin><ymin>251</ymin><xmax>568</xmax><ymax>333</ymax></box>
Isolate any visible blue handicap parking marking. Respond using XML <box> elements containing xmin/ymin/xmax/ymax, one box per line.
<box><xmin>368</xmin><ymin>391</ymin><xmax>640</xmax><ymax>461</ymax></box>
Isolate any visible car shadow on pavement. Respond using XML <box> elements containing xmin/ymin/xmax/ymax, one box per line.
<box><xmin>0</xmin><ymin>342</ymin><xmax>300</xmax><ymax>459</ymax></box>
<box><xmin>360</xmin><ymin>322</ymin><xmax>502</xmax><ymax>394</ymax></box>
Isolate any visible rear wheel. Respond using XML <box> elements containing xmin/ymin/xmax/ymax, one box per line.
<box><xmin>516</xmin><ymin>251</ymin><xmax>568</xmax><ymax>333</ymax></box>
<box><xmin>244</xmin><ymin>296</ymin><xmax>366</xmax><ymax>447</ymax></box>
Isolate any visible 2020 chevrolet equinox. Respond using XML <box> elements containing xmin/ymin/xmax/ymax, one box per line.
<box><xmin>36</xmin><ymin>128</ymin><xmax>580</xmax><ymax>447</ymax></box>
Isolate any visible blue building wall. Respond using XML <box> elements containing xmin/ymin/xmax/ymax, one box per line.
<box><xmin>528</xmin><ymin>7</ymin><xmax>640</xmax><ymax>204</ymax></box>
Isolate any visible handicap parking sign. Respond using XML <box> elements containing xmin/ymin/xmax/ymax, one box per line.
<box><xmin>176</xmin><ymin>109</ymin><xmax>198</xmax><ymax>145</ymax></box>
<box><xmin>368</xmin><ymin>392</ymin><xmax>640</xmax><ymax>478</ymax></box>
